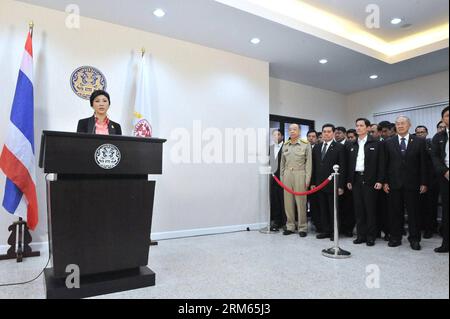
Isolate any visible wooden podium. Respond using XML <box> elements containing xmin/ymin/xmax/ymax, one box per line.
<box><xmin>39</xmin><ymin>131</ymin><xmax>166</xmax><ymax>299</ymax></box>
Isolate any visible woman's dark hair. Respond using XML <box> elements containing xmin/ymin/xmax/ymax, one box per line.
<box><xmin>90</xmin><ymin>90</ymin><xmax>111</xmax><ymax>107</ymax></box>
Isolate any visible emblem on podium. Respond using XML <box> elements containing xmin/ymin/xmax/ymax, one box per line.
<box><xmin>95</xmin><ymin>144</ymin><xmax>121</xmax><ymax>169</ymax></box>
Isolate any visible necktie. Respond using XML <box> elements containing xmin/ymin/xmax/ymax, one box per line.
<box><xmin>321</xmin><ymin>143</ymin><xmax>328</xmax><ymax>160</ymax></box>
<box><xmin>400</xmin><ymin>138</ymin><xmax>407</xmax><ymax>156</ymax></box>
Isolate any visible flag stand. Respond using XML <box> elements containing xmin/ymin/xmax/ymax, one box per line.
<box><xmin>0</xmin><ymin>218</ymin><xmax>40</xmax><ymax>263</ymax></box>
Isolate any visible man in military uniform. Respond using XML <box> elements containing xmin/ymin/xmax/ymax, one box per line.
<box><xmin>280</xmin><ymin>124</ymin><xmax>312</xmax><ymax>237</ymax></box>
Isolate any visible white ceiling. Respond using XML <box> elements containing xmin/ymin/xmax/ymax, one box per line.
<box><xmin>16</xmin><ymin>0</ymin><xmax>449</xmax><ymax>94</ymax></box>
<box><xmin>302</xmin><ymin>0</ymin><xmax>449</xmax><ymax>41</ymax></box>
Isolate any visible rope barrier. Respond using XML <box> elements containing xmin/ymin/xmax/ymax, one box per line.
<box><xmin>272</xmin><ymin>174</ymin><xmax>332</xmax><ymax>196</ymax></box>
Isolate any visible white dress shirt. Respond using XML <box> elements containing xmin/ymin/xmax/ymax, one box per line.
<box><xmin>356</xmin><ymin>135</ymin><xmax>368</xmax><ymax>172</ymax></box>
<box><xmin>274</xmin><ymin>142</ymin><xmax>283</xmax><ymax>160</ymax></box>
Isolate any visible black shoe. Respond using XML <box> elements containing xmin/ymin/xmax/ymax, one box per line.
<box><xmin>316</xmin><ymin>233</ymin><xmax>331</xmax><ymax>239</ymax></box>
<box><xmin>388</xmin><ymin>240</ymin><xmax>402</xmax><ymax>247</ymax></box>
<box><xmin>270</xmin><ymin>226</ymin><xmax>280</xmax><ymax>232</ymax></box>
<box><xmin>367</xmin><ymin>240</ymin><xmax>375</xmax><ymax>247</ymax></box>
<box><xmin>423</xmin><ymin>231</ymin><xmax>433</xmax><ymax>239</ymax></box>
<box><xmin>299</xmin><ymin>232</ymin><xmax>307</xmax><ymax>238</ymax></box>
<box><xmin>353</xmin><ymin>238</ymin><xmax>366</xmax><ymax>245</ymax></box>
<box><xmin>434</xmin><ymin>246</ymin><xmax>449</xmax><ymax>253</ymax></box>
<box><xmin>283</xmin><ymin>230</ymin><xmax>294</xmax><ymax>236</ymax></box>
<box><xmin>410</xmin><ymin>242</ymin><xmax>421</xmax><ymax>251</ymax></box>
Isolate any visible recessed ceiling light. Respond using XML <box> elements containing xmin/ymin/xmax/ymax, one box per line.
<box><xmin>369</xmin><ymin>74</ymin><xmax>379</xmax><ymax>79</ymax></box>
<box><xmin>390</xmin><ymin>18</ymin><xmax>403</xmax><ymax>25</ymax></box>
<box><xmin>319</xmin><ymin>59</ymin><xmax>328</xmax><ymax>64</ymax></box>
<box><xmin>153</xmin><ymin>9</ymin><xmax>166</xmax><ymax>18</ymax></box>
<box><xmin>250</xmin><ymin>38</ymin><xmax>261</xmax><ymax>45</ymax></box>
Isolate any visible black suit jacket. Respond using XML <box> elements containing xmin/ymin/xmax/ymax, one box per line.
<box><xmin>269</xmin><ymin>143</ymin><xmax>284</xmax><ymax>178</ymax></box>
<box><xmin>425</xmin><ymin>138</ymin><xmax>438</xmax><ymax>185</ymax></box>
<box><xmin>77</xmin><ymin>116</ymin><xmax>122</xmax><ymax>135</ymax></box>
<box><xmin>431</xmin><ymin>130</ymin><xmax>449</xmax><ymax>178</ymax></box>
<box><xmin>311</xmin><ymin>141</ymin><xmax>346</xmax><ymax>193</ymax></box>
<box><xmin>384</xmin><ymin>134</ymin><xmax>428</xmax><ymax>190</ymax></box>
<box><xmin>347</xmin><ymin>135</ymin><xmax>384</xmax><ymax>186</ymax></box>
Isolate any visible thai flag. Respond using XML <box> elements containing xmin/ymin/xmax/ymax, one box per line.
<box><xmin>0</xmin><ymin>29</ymin><xmax>38</xmax><ymax>230</ymax></box>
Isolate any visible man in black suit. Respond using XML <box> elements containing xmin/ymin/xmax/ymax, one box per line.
<box><xmin>311</xmin><ymin>124</ymin><xmax>346</xmax><ymax>240</ymax></box>
<box><xmin>346</xmin><ymin>129</ymin><xmax>357</xmax><ymax>143</ymax></box>
<box><xmin>335</xmin><ymin>126</ymin><xmax>355</xmax><ymax>237</ymax></box>
<box><xmin>431</xmin><ymin>106</ymin><xmax>449</xmax><ymax>253</ymax></box>
<box><xmin>307</xmin><ymin>130</ymin><xmax>322</xmax><ymax>233</ymax></box>
<box><xmin>415</xmin><ymin>125</ymin><xmax>440</xmax><ymax>239</ymax></box>
<box><xmin>347</xmin><ymin>118</ymin><xmax>384</xmax><ymax>247</ymax></box>
<box><xmin>369</xmin><ymin>124</ymin><xmax>382</xmax><ymax>141</ymax></box>
<box><xmin>384</xmin><ymin>116</ymin><xmax>428</xmax><ymax>251</ymax></box>
<box><xmin>269</xmin><ymin>129</ymin><xmax>285</xmax><ymax>231</ymax></box>
<box><xmin>377</xmin><ymin>121</ymin><xmax>396</xmax><ymax>241</ymax></box>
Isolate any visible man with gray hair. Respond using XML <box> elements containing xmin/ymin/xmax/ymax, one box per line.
<box><xmin>280</xmin><ymin>124</ymin><xmax>312</xmax><ymax>237</ymax></box>
<box><xmin>383</xmin><ymin>115</ymin><xmax>428</xmax><ymax>251</ymax></box>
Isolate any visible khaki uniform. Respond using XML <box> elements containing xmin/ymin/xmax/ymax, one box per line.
<box><xmin>280</xmin><ymin>139</ymin><xmax>312</xmax><ymax>232</ymax></box>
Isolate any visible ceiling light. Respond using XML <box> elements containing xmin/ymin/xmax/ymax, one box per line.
<box><xmin>319</xmin><ymin>59</ymin><xmax>328</xmax><ymax>64</ymax></box>
<box><xmin>250</xmin><ymin>38</ymin><xmax>261</xmax><ymax>45</ymax></box>
<box><xmin>153</xmin><ymin>9</ymin><xmax>166</xmax><ymax>18</ymax></box>
<box><xmin>391</xmin><ymin>18</ymin><xmax>403</xmax><ymax>25</ymax></box>
<box><xmin>369</xmin><ymin>74</ymin><xmax>379</xmax><ymax>80</ymax></box>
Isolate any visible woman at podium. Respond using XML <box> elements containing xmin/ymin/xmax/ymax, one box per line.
<box><xmin>77</xmin><ymin>90</ymin><xmax>122</xmax><ymax>135</ymax></box>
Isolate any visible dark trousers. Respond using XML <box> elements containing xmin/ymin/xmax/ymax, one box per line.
<box><xmin>308</xmin><ymin>194</ymin><xmax>322</xmax><ymax>233</ymax></box>
<box><xmin>439</xmin><ymin>177</ymin><xmax>449</xmax><ymax>249</ymax></box>
<box><xmin>420</xmin><ymin>183</ymin><xmax>440</xmax><ymax>233</ymax></box>
<box><xmin>318</xmin><ymin>192</ymin><xmax>334</xmax><ymax>235</ymax></box>
<box><xmin>340</xmin><ymin>190</ymin><xmax>355</xmax><ymax>234</ymax></box>
<box><xmin>377</xmin><ymin>191</ymin><xmax>390</xmax><ymax>236</ymax></box>
<box><xmin>353</xmin><ymin>174</ymin><xmax>377</xmax><ymax>241</ymax></box>
<box><xmin>270</xmin><ymin>178</ymin><xmax>285</xmax><ymax>227</ymax></box>
<box><xmin>389</xmin><ymin>188</ymin><xmax>422</xmax><ymax>243</ymax></box>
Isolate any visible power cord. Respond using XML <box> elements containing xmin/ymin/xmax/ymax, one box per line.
<box><xmin>0</xmin><ymin>255</ymin><xmax>51</xmax><ymax>287</ymax></box>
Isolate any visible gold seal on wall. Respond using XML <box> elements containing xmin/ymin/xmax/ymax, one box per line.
<box><xmin>70</xmin><ymin>66</ymin><xmax>107</xmax><ymax>100</ymax></box>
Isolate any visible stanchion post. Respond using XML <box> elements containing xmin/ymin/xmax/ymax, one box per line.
<box><xmin>260</xmin><ymin>172</ymin><xmax>279</xmax><ymax>234</ymax></box>
<box><xmin>322</xmin><ymin>165</ymin><xmax>351</xmax><ymax>259</ymax></box>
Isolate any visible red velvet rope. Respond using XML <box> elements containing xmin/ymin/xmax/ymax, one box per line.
<box><xmin>272</xmin><ymin>174</ymin><xmax>332</xmax><ymax>196</ymax></box>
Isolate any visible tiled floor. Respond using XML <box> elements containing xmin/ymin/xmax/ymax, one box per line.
<box><xmin>0</xmin><ymin>230</ymin><xmax>448</xmax><ymax>299</ymax></box>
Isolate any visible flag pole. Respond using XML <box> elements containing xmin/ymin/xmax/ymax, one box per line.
<box><xmin>0</xmin><ymin>22</ymin><xmax>40</xmax><ymax>262</ymax></box>
<box><xmin>139</xmin><ymin>46</ymin><xmax>157</xmax><ymax>246</ymax></box>
<box><xmin>29</xmin><ymin>21</ymin><xmax>34</xmax><ymax>38</ymax></box>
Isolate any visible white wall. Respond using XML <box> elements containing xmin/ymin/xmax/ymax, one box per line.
<box><xmin>269</xmin><ymin>78</ymin><xmax>348</xmax><ymax>131</ymax></box>
<box><xmin>0</xmin><ymin>0</ymin><xmax>270</xmax><ymax>247</ymax></box>
<box><xmin>346</xmin><ymin>71</ymin><xmax>449</xmax><ymax>128</ymax></box>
